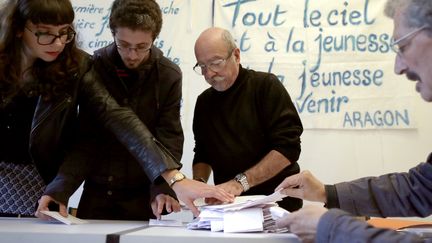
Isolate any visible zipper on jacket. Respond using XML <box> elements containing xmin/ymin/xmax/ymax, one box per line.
<box><xmin>30</xmin><ymin>95</ymin><xmax>73</xmax><ymax>137</ymax></box>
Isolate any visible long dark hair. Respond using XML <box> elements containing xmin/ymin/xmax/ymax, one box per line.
<box><xmin>0</xmin><ymin>0</ymin><xmax>83</xmax><ymax>106</ymax></box>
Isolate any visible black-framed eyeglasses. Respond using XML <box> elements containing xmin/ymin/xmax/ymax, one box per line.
<box><xmin>25</xmin><ymin>26</ymin><xmax>75</xmax><ymax>45</ymax></box>
<box><xmin>391</xmin><ymin>25</ymin><xmax>428</xmax><ymax>56</ymax></box>
<box><xmin>115</xmin><ymin>41</ymin><xmax>152</xmax><ymax>54</ymax></box>
<box><xmin>193</xmin><ymin>49</ymin><xmax>234</xmax><ymax>75</ymax></box>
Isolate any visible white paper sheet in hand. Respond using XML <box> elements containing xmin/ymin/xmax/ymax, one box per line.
<box><xmin>40</xmin><ymin>211</ymin><xmax>88</xmax><ymax>225</ymax></box>
<box><xmin>200</xmin><ymin>190</ymin><xmax>287</xmax><ymax>212</ymax></box>
<box><xmin>269</xmin><ymin>206</ymin><xmax>290</xmax><ymax>220</ymax></box>
<box><xmin>232</xmin><ymin>190</ymin><xmax>287</xmax><ymax>211</ymax></box>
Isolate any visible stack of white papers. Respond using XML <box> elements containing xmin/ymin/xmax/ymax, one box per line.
<box><xmin>187</xmin><ymin>190</ymin><xmax>290</xmax><ymax>233</ymax></box>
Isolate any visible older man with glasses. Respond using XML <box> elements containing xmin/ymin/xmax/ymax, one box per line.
<box><xmin>274</xmin><ymin>0</ymin><xmax>432</xmax><ymax>242</ymax></box>
<box><xmin>191</xmin><ymin>27</ymin><xmax>304</xmax><ymax>212</ymax></box>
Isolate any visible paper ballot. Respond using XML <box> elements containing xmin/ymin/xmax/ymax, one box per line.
<box><xmin>223</xmin><ymin>207</ymin><xmax>264</xmax><ymax>233</ymax></box>
<box><xmin>149</xmin><ymin>219</ymin><xmax>184</xmax><ymax>227</ymax></box>
<box><xmin>200</xmin><ymin>190</ymin><xmax>286</xmax><ymax>212</ymax></box>
<box><xmin>40</xmin><ymin>211</ymin><xmax>88</xmax><ymax>225</ymax></box>
<box><xmin>187</xmin><ymin>190</ymin><xmax>290</xmax><ymax>233</ymax></box>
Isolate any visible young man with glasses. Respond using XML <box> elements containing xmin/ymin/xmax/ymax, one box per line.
<box><xmin>274</xmin><ymin>0</ymin><xmax>432</xmax><ymax>242</ymax></box>
<box><xmin>192</xmin><ymin>27</ymin><xmax>304</xmax><ymax>212</ymax></box>
<box><xmin>37</xmin><ymin>0</ymin><xmax>233</xmax><ymax>220</ymax></box>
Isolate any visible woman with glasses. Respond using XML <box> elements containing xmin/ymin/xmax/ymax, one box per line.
<box><xmin>0</xmin><ymin>0</ymin><xmax>86</xmax><ymax>217</ymax></box>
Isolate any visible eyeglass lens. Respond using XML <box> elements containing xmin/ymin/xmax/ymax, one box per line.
<box><xmin>37</xmin><ymin>32</ymin><xmax>75</xmax><ymax>45</ymax></box>
<box><xmin>194</xmin><ymin>60</ymin><xmax>226</xmax><ymax>75</ymax></box>
<box><xmin>117</xmin><ymin>44</ymin><xmax>151</xmax><ymax>53</ymax></box>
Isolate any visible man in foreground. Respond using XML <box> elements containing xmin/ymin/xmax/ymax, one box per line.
<box><xmin>275</xmin><ymin>0</ymin><xmax>432</xmax><ymax>242</ymax></box>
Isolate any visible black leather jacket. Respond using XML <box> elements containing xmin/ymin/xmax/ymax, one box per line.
<box><xmin>92</xmin><ymin>43</ymin><xmax>184</xmax><ymax>162</ymax></box>
<box><xmin>29</xmin><ymin>53</ymin><xmax>87</xmax><ymax>184</ymax></box>
<box><xmin>90</xmin><ymin>44</ymin><xmax>184</xmax><ymax>181</ymax></box>
<box><xmin>30</xmin><ymin>51</ymin><xmax>182</xmax><ymax>184</ymax></box>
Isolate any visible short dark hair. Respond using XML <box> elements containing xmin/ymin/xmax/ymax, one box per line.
<box><xmin>109</xmin><ymin>0</ymin><xmax>162</xmax><ymax>40</ymax></box>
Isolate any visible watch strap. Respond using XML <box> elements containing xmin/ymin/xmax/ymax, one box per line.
<box><xmin>234</xmin><ymin>173</ymin><xmax>250</xmax><ymax>192</ymax></box>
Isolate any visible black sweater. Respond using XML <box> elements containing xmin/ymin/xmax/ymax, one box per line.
<box><xmin>193</xmin><ymin>66</ymin><xmax>303</xmax><ymax>211</ymax></box>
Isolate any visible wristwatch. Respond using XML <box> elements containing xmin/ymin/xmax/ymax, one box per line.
<box><xmin>234</xmin><ymin>173</ymin><xmax>250</xmax><ymax>192</ymax></box>
<box><xmin>168</xmin><ymin>172</ymin><xmax>186</xmax><ymax>187</ymax></box>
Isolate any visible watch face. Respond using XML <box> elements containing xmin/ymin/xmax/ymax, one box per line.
<box><xmin>169</xmin><ymin>172</ymin><xmax>185</xmax><ymax>187</ymax></box>
<box><xmin>176</xmin><ymin>173</ymin><xmax>185</xmax><ymax>180</ymax></box>
<box><xmin>235</xmin><ymin>174</ymin><xmax>245</xmax><ymax>182</ymax></box>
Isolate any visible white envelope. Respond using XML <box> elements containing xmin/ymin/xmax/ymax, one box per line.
<box><xmin>40</xmin><ymin>211</ymin><xmax>88</xmax><ymax>225</ymax></box>
<box><xmin>223</xmin><ymin>208</ymin><xmax>264</xmax><ymax>233</ymax></box>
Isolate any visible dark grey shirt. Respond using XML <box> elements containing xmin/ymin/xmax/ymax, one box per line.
<box><xmin>318</xmin><ymin>153</ymin><xmax>432</xmax><ymax>242</ymax></box>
